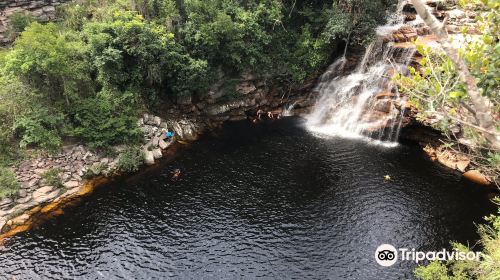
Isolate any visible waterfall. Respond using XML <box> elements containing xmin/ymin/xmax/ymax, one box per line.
<box><xmin>283</xmin><ymin>101</ymin><xmax>298</xmax><ymax>117</ymax></box>
<box><xmin>306</xmin><ymin>0</ymin><xmax>415</xmax><ymax>147</ymax></box>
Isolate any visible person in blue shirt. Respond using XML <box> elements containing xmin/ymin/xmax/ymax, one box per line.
<box><xmin>165</xmin><ymin>131</ymin><xmax>175</xmax><ymax>141</ymax></box>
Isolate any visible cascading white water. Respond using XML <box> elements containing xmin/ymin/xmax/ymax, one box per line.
<box><xmin>306</xmin><ymin>0</ymin><xmax>415</xmax><ymax>147</ymax></box>
<box><xmin>283</xmin><ymin>101</ymin><xmax>298</xmax><ymax>117</ymax></box>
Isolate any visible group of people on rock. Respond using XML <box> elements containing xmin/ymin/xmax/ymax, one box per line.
<box><xmin>252</xmin><ymin>109</ymin><xmax>282</xmax><ymax>123</ymax></box>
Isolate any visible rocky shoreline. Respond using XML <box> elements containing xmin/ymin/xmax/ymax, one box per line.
<box><xmin>0</xmin><ymin>0</ymin><xmax>495</xmax><ymax>243</ymax></box>
<box><xmin>0</xmin><ymin>74</ymin><xmax>317</xmax><ymax>242</ymax></box>
<box><xmin>0</xmin><ymin>114</ymin><xmax>187</xmax><ymax>239</ymax></box>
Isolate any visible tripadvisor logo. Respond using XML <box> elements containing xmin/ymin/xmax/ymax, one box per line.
<box><xmin>375</xmin><ymin>244</ymin><xmax>398</xmax><ymax>267</ymax></box>
<box><xmin>375</xmin><ymin>244</ymin><xmax>482</xmax><ymax>267</ymax></box>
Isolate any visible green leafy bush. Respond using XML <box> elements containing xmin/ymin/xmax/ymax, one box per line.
<box><xmin>393</xmin><ymin>0</ymin><xmax>499</xmax><ymax>181</ymax></box>
<box><xmin>8</xmin><ymin>11</ymin><xmax>35</xmax><ymax>33</ymax></box>
<box><xmin>41</xmin><ymin>168</ymin><xmax>64</xmax><ymax>188</ymax></box>
<box><xmin>13</xmin><ymin>111</ymin><xmax>64</xmax><ymax>152</ymax></box>
<box><xmin>181</xmin><ymin>0</ymin><xmax>281</xmax><ymax>72</ymax></box>
<box><xmin>84</xmin><ymin>10</ymin><xmax>208</xmax><ymax>102</ymax></box>
<box><xmin>82</xmin><ymin>163</ymin><xmax>108</xmax><ymax>179</ymax></box>
<box><xmin>3</xmin><ymin>22</ymin><xmax>93</xmax><ymax>105</ymax></box>
<box><xmin>415</xmin><ymin>198</ymin><xmax>500</xmax><ymax>280</ymax></box>
<box><xmin>117</xmin><ymin>145</ymin><xmax>144</xmax><ymax>173</ymax></box>
<box><xmin>0</xmin><ymin>168</ymin><xmax>20</xmax><ymax>199</ymax></box>
<box><xmin>71</xmin><ymin>90</ymin><xmax>142</xmax><ymax>149</ymax></box>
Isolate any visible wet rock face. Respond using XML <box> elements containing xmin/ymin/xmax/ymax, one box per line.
<box><xmin>0</xmin><ymin>0</ymin><xmax>73</xmax><ymax>44</ymax></box>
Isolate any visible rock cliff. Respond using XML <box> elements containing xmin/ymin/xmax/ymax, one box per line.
<box><xmin>0</xmin><ymin>0</ymin><xmax>72</xmax><ymax>44</ymax></box>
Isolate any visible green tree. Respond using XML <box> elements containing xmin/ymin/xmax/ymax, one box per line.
<box><xmin>3</xmin><ymin>22</ymin><xmax>93</xmax><ymax>106</ymax></box>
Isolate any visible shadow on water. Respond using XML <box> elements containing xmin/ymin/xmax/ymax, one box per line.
<box><xmin>0</xmin><ymin>117</ymin><xmax>495</xmax><ymax>279</ymax></box>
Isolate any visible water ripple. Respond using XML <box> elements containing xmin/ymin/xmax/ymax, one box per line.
<box><xmin>0</xmin><ymin>119</ymin><xmax>494</xmax><ymax>280</ymax></box>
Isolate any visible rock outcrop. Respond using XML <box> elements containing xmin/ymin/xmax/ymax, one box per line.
<box><xmin>0</xmin><ymin>113</ymin><xmax>207</xmax><ymax>236</ymax></box>
<box><xmin>0</xmin><ymin>0</ymin><xmax>73</xmax><ymax>44</ymax></box>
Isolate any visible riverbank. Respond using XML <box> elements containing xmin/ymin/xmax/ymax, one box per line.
<box><xmin>0</xmin><ymin>0</ymin><xmax>495</xmax><ymax>244</ymax></box>
<box><xmin>0</xmin><ymin>73</ymin><xmax>318</xmax><ymax>242</ymax></box>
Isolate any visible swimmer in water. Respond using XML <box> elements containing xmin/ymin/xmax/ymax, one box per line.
<box><xmin>172</xmin><ymin>168</ymin><xmax>182</xmax><ymax>181</ymax></box>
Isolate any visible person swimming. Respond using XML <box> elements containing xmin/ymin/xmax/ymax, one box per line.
<box><xmin>172</xmin><ymin>168</ymin><xmax>182</xmax><ymax>181</ymax></box>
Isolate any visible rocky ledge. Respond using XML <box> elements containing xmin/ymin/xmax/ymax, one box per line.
<box><xmin>0</xmin><ymin>114</ymin><xmax>205</xmax><ymax>238</ymax></box>
<box><xmin>0</xmin><ymin>0</ymin><xmax>73</xmax><ymax>44</ymax></box>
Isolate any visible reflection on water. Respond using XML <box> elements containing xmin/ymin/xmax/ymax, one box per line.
<box><xmin>0</xmin><ymin>118</ymin><xmax>494</xmax><ymax>279</ymax></box>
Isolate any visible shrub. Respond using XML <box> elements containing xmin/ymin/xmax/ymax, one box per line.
<box><xmin>0</xmin><ymin>168</ymin><xmax>20</xmax><ymax>199</ymax></box>
<box><xmin>42</xmin><ymin>168</ymin><xmax>64</xmax><ymax>188</ymax></box>
<box><xmin>415</xmin><ymin>198</ymin><xmax>500</xmax><ymax>280</ymax></box>
<box><xmin>117</xmin><ymin>145</ymin><xmax>144</xmax><ymax>173</ymax></box>
<box><xmin>8</xmin><ymin>11</ymin><xmax>35</xmax><ymax>33</ymax></box>
<box><xmin>13</xmin><ymin>113</ymin><xmax>64</xmax><ymax>152</ymax></box>
<box><xmin>82</xmin><ymin>163</ymin><xmax>108</xmax><ymax>179</ymax></box>
<box><xmin>71</xmin><ymin>90</ymin><xmax>142</xmax><ymax>149</ymax></box>
<box><xmin>3</xmin><ymin>22</ymin><xmax>93</xmax><ymax>105</ymax></box>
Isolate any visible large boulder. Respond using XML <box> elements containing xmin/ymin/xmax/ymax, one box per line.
<box><xmin>158</xmin><ymin>139</ymin><xmax>173</xmax><ymax>150</ymax></box>
<box><xmin>63</xmin><ymin>181</ymin><xmax>79</xmax><ymax>189</ymax></box>
<box><xmin>152</xmin><ymin>148</ymin><xmax>163</xmax><ymax>159</ymax></box>
<box><xmin>235</xmin><ymin>81</ymin><xmax>257</xmax><ymax>95</ymax></box>
<box><xmin>463</xmin><ymin>170</ymin><xmax>490</xmax><ymax>186</ymax></box>
<box><xmin>144</xmin><ymin>150</ymin><xmax>155</xmax><ymax>166</ymax></box>
<box><xmin>171</xmin><ymin>119</ymin><xmax>203</xmax><ymax>141</ymax></box>
<box><xmin>32</xmin><ymin>188</ymin><xmax>60</xmax><ymax>204</ymax></box>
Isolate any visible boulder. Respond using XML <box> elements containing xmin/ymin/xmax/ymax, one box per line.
<box><xmin>153</xmin><ymin>116</ymin><xmax>162</xmax><ymax>126</ymax></box>
<box><xmin>152</xmin><ymin>148</ymin><xmax>163</xmax><ymax>159</ymax></box>
<box><xmin>15</xmin><ymin>196</ymin><xmax>32</xmax><ymax>204</ymax></box>
<box><xmin>0</xmin><ymin>218</ymin><xmax>6</xmax><ymax>233</ymax></box>
<box><xmin>151</xmin><ymin>136</ymin><xmax>160</xmax><ymax>147</ymax></box>
<box><xmin>143</xmin><ymin>113</ymin><xmax>150</xmax><ymax>123</ymax></box>
<box><xmin>144</xmin><ymin>150</ymin><xmax>155</xmax><ymax>166</ymax></box>
<box><xmin>11</xmin><ymin>213</ymin><xmax>30</xmax><ymax>226</ymax></box>
<box><xmin>33</xmin><ymin>190</ymin><xmax>59</xmax><ymax>203</ymax></box>
<box><xmin>158</xmin><ymin>139</ymin><xmax>169</xmax><ymax>150</ymax></box>
<box><xmin>0</xmin><ymin>198</ymin><xmax>13</xmax><ymax>208</ymax></box>
<box><xmin>236</xmin><ymin>81</ymin><xmax>257</xmax><ymax>95</ymax></box>
<box><xmin>171</xmin><ymin>119</ymin><xmax>201</xmax><ymax>141</ymax></box>
<box><xmin>17</xmin><ymin>189</ymin><xmax>27</xmax><ymax>198</ymax></box>
<box><xmin>34</xmin><ymin>168</ymin><xmax>46</xmax><ymax>175</ymax></box>
<box><xmin>33</xmin><ymin>186</ymin><xmax>54</xmax><ymax>196</ymax></box>
<box><xmin>463</xmin><ymin>170</ymin><xmax>490</xmax><ymax>186</ymax></box>
<box><xmin>63</xmin><ymin>181</ymin><xmax>79</xmax><ymax>188</ymax></box>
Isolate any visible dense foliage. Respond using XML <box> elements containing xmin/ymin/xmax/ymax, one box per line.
<box><xmin>0</xmin><ymin>167</ymin><xmax>20</xmax><ymax>199</ymax></box>
<box><xmin>41</xmin><ymin>168</ymin><xmax>64</xmax><ymax>188</ymax></box>
<box><xmin>394</xmin><ymin>0</ymin><xmax>499</xmax><ymax>182</ymax></box>
<box><xmin>0</xmin><ymin>0</ymin><xmax>396</xmax><ymax>163</ymax></box>
<box><xmin>117</xmin><ymin>145</ymin><xmax>144</xmax><ymax>173</ymax></box>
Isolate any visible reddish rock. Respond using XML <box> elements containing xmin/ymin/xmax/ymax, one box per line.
<box><xmin>463</xmin><ymin>170</ymin><xmax>491</xmax><ymax>186</ymax></box>
<box><xmin>375</xmin><ymin>91</ymin><xmax>398</xmax><ymax>99</ymax></box>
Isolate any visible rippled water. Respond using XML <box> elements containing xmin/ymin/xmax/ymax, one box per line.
<box><xmin>0</xmin><ymin>118</ymin><xmax>495</xmax><ymax>279</ymax></box>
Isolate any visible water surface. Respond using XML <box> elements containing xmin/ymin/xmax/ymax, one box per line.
<box><xmin>0</xmin><ymin>118</ymin><xmax>494</xmax><ymax>279</ymax></box>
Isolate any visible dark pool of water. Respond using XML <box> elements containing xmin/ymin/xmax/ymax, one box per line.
<box><xmin>0</xmin><ymin>118</ymin><xmax>495</xmax><ymax>279</ymax></box>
